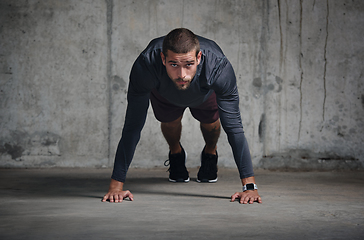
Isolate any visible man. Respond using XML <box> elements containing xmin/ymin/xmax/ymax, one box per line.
<box><xmin>102</xmin><ymin>28</ymin><xmax>262</xmax><ymax>204</ymax></box>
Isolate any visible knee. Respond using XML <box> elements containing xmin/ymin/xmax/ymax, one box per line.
<box><xmin>162</xmin><ymin>116</ymin><xmax>183</xmax><ymax>128</ymax></box>
<box><xmin>201</xmin><ymin>119</ymin><xmax>221</xmax><ymax>131</ymax></box>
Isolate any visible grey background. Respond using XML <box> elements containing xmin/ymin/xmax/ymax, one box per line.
<box><xmin>1</xmin><ymin>0</ymin><xmax>363</xmax><ymax>170</ymax></box>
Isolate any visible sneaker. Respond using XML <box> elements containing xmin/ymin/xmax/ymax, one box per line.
<box><xmin>164</xmin><ymin>145</ymin><xmax>189</xmax><ymax>183</ymax></box>
<box><xmin>197</xmin><ymin>148</ymin><xmax>218</xmax><ymax>183</ymax></box>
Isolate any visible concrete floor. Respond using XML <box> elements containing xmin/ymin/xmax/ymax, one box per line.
<box><xmin>0</xmin><ymin>167</ymin><xmax>363</xmax><ymax>240</ymax></box>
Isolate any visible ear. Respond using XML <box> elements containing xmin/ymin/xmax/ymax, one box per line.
<box><xmin>197</xmin><ymin>51</ymin><xmax>202</xmax><ymax>65</ymax></box>
<box><xmin>160</xmin><ymin>52</ymin><xmax>166</xmax><ymax>66</ymax></box>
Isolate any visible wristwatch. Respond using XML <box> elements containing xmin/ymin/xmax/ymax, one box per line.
<box><xmin>243</xmin><ymin>183</ymin><xmax>258</xmax><ymax>192</ymax></box>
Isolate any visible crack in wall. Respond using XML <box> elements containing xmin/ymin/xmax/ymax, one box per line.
<box><xmin>277</xmin><ymin>0</ymin><xmax>283</xmax><ymax>72</ymax></box>
<box><xmin>298</xmin><ymin>0</ymin><xmax>303</xmax><ymax>142</ymax></box>
<box><xmin>277</xmin><ymin>0</ymin><xmax>284</xmax><ymax>153</ymax></box>
<box><xmin>259</xmin><ymin>0</ymin><xmax>269</xmax><ymax>155</ymax></box>
<box><xmin>322</xmin><ymin>0</ymin><xmax>329</xmax><ymax>128</ymax></box>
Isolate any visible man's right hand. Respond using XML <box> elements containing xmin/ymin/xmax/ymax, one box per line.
<box><xmin>102</xmin><ymin>179</ymin><xmax>134</xmax><ymax>203</ymax></box>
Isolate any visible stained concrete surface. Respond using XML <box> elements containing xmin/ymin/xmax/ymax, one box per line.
<box><xmin>0</xmin><ymin>167</ymin><xmax>363</xmax><ymax>240</ymax></box>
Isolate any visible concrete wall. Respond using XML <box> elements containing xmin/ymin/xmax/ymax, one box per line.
<box><xmin>1</xmin><ymin>0</ymin><xmax>363</xmax><ymax>171</ymax></box>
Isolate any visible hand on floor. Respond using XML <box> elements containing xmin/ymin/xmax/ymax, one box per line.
<box><xmin>231</xmin><ymin>190</ymin><xmax>262</xmax><ymax>204</ymax></box>
<box><xmin>102</xmin><ymin>190</ymin><xmax>134</xmax><ymax>203</ymax></box>
<box><xmin>102</xmin><ymin>179</ymin><xmax>133</xmax><ymax>203</ymax></box>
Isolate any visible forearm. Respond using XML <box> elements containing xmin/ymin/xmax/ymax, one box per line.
<box><xmin>111</xmin><ymin>131</ymin><xmax>141</xmax><ymax>182</ymax></box>
<box><xmin>215</xmin><ymin>88</ymin><xmax>254</xmax><ymax>179</ymax></box>
<box><xmin>111</xmin><ymin>93</ymin><xmax>150</xmax><ymax>182</ymax></box>
<box><xmin>225</xmin><ymin>130</ymin><xmax>254</xmax><ymax>179</ymax></box>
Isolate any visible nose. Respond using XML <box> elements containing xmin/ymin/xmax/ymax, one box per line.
<box><xmin>177</xmin><ymin>67</ymin><xmax>186</xmax><ymax>79</ymax></box>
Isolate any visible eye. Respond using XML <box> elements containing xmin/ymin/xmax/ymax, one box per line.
<box><xmin>171</xmin><ymin>64</ymin><xmax>178</xmax><ymax>67</ymax></box>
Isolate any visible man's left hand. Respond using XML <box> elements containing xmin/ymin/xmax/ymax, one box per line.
<box><xmin>231</xmin><ymin>190</ymin><xmax>262</xmax><ymax>204</ymax></box>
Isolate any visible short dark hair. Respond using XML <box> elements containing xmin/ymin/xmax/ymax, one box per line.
<box><xmin>162</xmin><ymin>28</ymin><xmax>200</xmax><ymax>57</ymax></box>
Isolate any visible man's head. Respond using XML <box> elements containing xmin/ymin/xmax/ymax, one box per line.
<box><xmin>161</xmin><ymin>28</ymin><xmax>202</xmax><ymax>91</ymax></box>
<box><xmin>162</xmin><ymin>28</ymin><xmax>200</xmax><ymax>57</ymax></box>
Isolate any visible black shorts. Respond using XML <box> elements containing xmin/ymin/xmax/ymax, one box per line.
<box><xmin>150</xmin><ymin>89</ymin><xmax>219</xmax><ymax>123</ymax></box>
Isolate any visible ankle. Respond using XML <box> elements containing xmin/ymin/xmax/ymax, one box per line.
<box><xmin>204</xmin><ymin>146</ymin><xmax>217</xmax><ymax>155</ymax></box>
<box><xmin>170</xmin><ymin>145</ymin><xmax>182</xmax><ymax>154</ymax></box>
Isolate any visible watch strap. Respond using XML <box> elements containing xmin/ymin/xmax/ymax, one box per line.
<box><xmin>243</xmin><ymin>183</ymin><xmax>258</xmax><ymax>192</ymax></box>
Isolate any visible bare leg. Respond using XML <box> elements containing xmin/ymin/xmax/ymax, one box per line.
<box><xmin>161</xmin><ymin>116</ymin><xmax>183</xmax><ymax>154</ymax></box>
<box><xmin>200</xmin><ymin>119</ymin><xmax>221</xmax><ymax>155</ymax></box>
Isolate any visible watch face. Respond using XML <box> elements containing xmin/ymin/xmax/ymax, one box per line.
<box><xmin>246</xmin><ymin>183</ymin><xmax>255</xmax><ymax>190</ymax></box>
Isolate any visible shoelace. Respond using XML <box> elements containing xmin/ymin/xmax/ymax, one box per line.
<box><xmin>164</xmin><ymin>159</ymin><xmax>170</xmax><ymax>166</ymax></box>
<box><xmin>164</xmin><ymin>159</ymin><xmax>170</xmax><ymax>172</ymax></box>
<box><xmin>164</xmin><ymin>157</ymin><xmax>186</xmax><ymax>173</ymax></box>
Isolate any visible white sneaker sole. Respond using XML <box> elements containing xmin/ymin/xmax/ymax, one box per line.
<box><xmin>169</xmin><ymin>177</ymin><xmax>190</xmax><ymax>183</ymax></box>
<box><xmin>196</xmin><ymin>177</ymin><xmax>218</xmax><ymax>183</ymax></box>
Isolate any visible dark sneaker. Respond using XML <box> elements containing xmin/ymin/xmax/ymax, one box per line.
<box><xmin>164</xmin><ymin>145</ymin><xmax>189</xmax><ymax>183</ymax></box>
<box><xmin>197</xmin><ymin>148</ymin><xmax>218</xmax><ymax>183</ymax></box>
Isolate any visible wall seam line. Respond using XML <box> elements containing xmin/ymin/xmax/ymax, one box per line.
<box><xmin>106</xmin><ymin>0</ymin><xmax>113</xmax><ymax>167</ymax></box>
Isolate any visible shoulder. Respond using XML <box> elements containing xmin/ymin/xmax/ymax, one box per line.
<box><xmin>198</xmin><ymin>36</ymin><xmax>228</xmax><ymax>71</ymax></box>
<box><xmin>130</xmin><ymin>36</ymin><xmax>165</xmax><ymax>86</ymax></box>
<box><xmin>198</xmin><ymin>36</ymin><xmax>225</xmax><ymax>59</ymax></box>
<box><xmin>134</xmin><ymin>36</ymin><xmax>165</xmax><ymax>73</ymax></box>
<box><xmin>141</xmin><ymin>36</ymin><xmax>164</xmax><ymax>58</ymax></box>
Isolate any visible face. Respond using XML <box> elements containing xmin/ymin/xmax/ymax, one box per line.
<box><xmin>161</xmin><ymin>50</ymin><xmax>202</xmax><ymax>90</ymax></box>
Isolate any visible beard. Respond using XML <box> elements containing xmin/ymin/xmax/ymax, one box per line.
<box><xmin>172</xmin><ymin>77</ymin><xmax>192</xmax><ymax>91</ymax></box>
